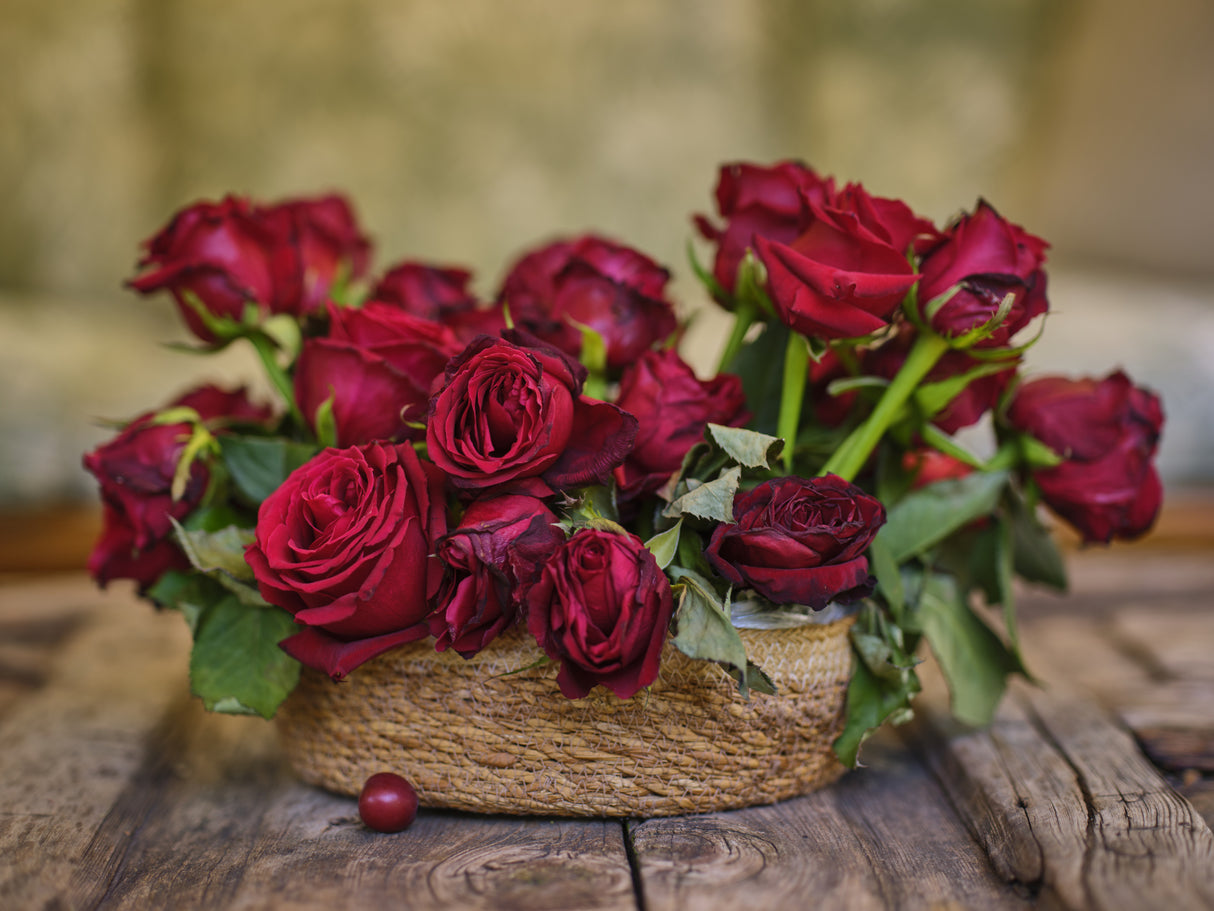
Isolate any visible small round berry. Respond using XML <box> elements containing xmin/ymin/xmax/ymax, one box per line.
<box><xmin>358</xmin><ymin>772</ymin><xmax>419</xmax><ymax>833</ymax></box>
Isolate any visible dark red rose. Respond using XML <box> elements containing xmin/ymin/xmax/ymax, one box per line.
<box><xmin>431</xmin><ymin>494</ymin><xmax>565</xmax><ymax>657</ymax></box>
<box><xmin>612</xmin><ymin>349</ymin><xmax>749</xmax><ymax>501</ymax></box>
<box><xmin>371</xmin><ymin>261</ymin><xmax>507</xmax><ymax>342</ymax></box>
<box><xmin>902</xmin><ymin>449</ymin><xmax>974</xmax><ymax>487</ymax></box>
<box><xmin>705</xmin><ymin>474</ymin><xmax>885</xmax><ymax>607</ymax></box>
<box><xmin>497</xmin><ymin>235</ymin><xmax>677</xmax><ymax>369</ymax></box>
<box><xmin>755</xmin><ymin>199</ymin><xmax>920</xmax><ymax>341</ymax></box>
<box><xmin>83</xmin><ymin>385</ymin><xmax>271</xmax><ymax>589</ymax></box>
<box><xmin>294</xmin><ymin>301</ymin><xmax>464</xmax><ymax>446</ymax></box>
<box><xmin>526</xmin><ymin>528</ymin><xmax>674</xmax><ymax>699</ymax></box>
<box><xmin>1006</xmin><ymin>371</ymin><xmax>1164</xmax><ymax>543</ymax></box>
<box><xmin>694</xmin><ymin>160</ymin><xmax>834</xmax><ymax>294</ymax></box>
<box><xmin>129</xmin><ymin>194</ymin><xmax>370</xmax><ymax>342</ymax></box>
<box><xmin>245</xmin><ymin>442</ymin><xmax>447</xmax><ymax>678</ymax></box>
<box><xmin>916</xmin><ymin>200</ymin><xmax>1049</xmax><ymax>346</ymax></box>
<box><xmin>832</xmin><ymin>182</ymin><xmax>939</xmax><ymax>257</ymax></box>
<box><xmin>426</xmin><ymin>332</ymin><xmax>637</xmax><ymax>494</ymax></box>
<box><xmin>865</xmin><ymin>326</ymin><xmax>1019</xmax><ymax>434</ymax></box>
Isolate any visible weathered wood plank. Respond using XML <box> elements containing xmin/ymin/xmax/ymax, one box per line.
<box><xmin>629</xmin><ymin>729</ymin><xmax>1033</xmax><ymax>911</ymax></box>
<box><xmin>909</xmin><ymin>641</ymin><xmax>1214</xmax><ymax>910</ymax></box>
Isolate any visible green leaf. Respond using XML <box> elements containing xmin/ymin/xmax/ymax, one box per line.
<box><xmin>706</xmin><ymin>423</ymin><xmax>783</xmax><ymax>469</ymax></box>
<box><xmin>145</xmin><ymin>569</ymin><xmax>215</xmax><ymax>635</ymax></box>
<box><xmin>189</xmin><ymin>596</ymin><xmax>301</xmax><ymax>719</ymax></box>
<box><xmin>644</xmin><ymin>519</ymin><xmax>682</xmax><ymax>570</ymax></box>
<box><xmin>669</xmin><ymin>568</ymin><xmax>751</xmax><ymax>697</ymax></box>
<box><xmin>834</xmin><ymin>652</ymin><xmax>920</xmax><ymax>768</ymax></box>
<box><xmin>1018</xmin><ymin>433</ymin><xmax>1064</xmax><ymax>469</ymax></box>
<box><xmin>172</xmin><ymin>520</ymin><xmax>256</xmax><ymax>581</ymax></box>
<box><xmin>728</xmin><ymin>321</ymin><xmax>789</xmax><ymax>435</ymax></box>
<box><xmin>726</xmin><ymin>661</ymin><xmax>777</xmax><ymax>696</ymax></box>
<box><xmin>569</xmin><ymin>319</ymin><xmax>608</xmax><ymax>400</ymax></box>
<box><xmin>259</xmin><ymin>314</ymin><xmax>302</xmax><ymax>359</ymax></box>
<box><xmin>914</xmin><ymin>361</ymin><xmax>1019</xmax><ymax>420</ymax></box>
<box><xmin>866</xmin><ymin>535</ymin><xmax>905</xmax><ymax>621</ymax></box>
<box><xmin>917</xmin><ymin>572</ymin><xmax>1020</xmax><ymax>726</ymax></box>
<box><xmin>662</xmin><ymin>466</ymin><xmax>740</xmax><ymax>524</ymax></box>
<box><xmin>565</xmin><ymin>485</ymin><xmax>620</xmax><ymax>528</ymax></box>
<box><xmin>875</xmin><ymin>470</ymin><xmax>1009</xmax><ymax>563</ymax></box>
<box><xmin>314</xmin><ymin>394</ymin><xmax>338</xmax><ymax>449</ymax></box>
<box><xmin>1008</xmin><ymin>487</ymin><xmax>1068</xmax><ymax>591</ymax></box>
<box><xmin>218</xmin><ymin>435</ymin><xmax>319</xmax><ymax>505</ymax></box>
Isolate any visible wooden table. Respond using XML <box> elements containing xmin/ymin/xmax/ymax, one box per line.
<box><xmin>2</xmin><ymin>550</ymin><xmax>1213</xmax><ymax>910</ymax></box>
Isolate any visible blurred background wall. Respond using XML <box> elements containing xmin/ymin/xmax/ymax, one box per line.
<box><xmin>2</xmin><ymin>0</ymin><xmax>1212</xmax><ymax>509</ymax></box>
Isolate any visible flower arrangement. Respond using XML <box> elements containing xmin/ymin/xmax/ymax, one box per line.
<box><xmin>85</xmin><ymin>161</ymin><xmax>1165</xmax><ymax>786</ymax></box>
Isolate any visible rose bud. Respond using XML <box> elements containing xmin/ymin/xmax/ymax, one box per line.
<box><xmin>526</xmin><ymin>528</ymin><xmax>675</xmax><ymax>700</ymax></box>
<box><xmin>431</xmin><ymin>494</ymin><xmax>565</xmax><ymax>657</ymax></box>
<box><xmin>693</xmin><ymin>160</ymin><xmax>835</xmax><ymax>294</ymax></box>
<box><xmin>497</xmin><ymin>235</ymin><xmax>677</xmax><ymax>369</ymax></box>
<box><xmin>1006</xmin><ymin>371</ymin><xmax>1164</xmax><ymax>544</ymax></box>
<box><xmin>754</xmin><ymin>192</ymin><xmax>923</xmax><ymax>341</ymax></box>
<box><xmin>916</xmin><ymin>200</ymin><xmax>1049</xmax><ymax>346</ymax></box>
<box><xmin>426</xmin><ymin>332</ymin><xmax>637</xmax><ymax>494</ymax></box>
<box><xmin>129</xmin><ymin>194</ymin><xmax>370</xmax><ymax>342</ymax></box>
<box><xmin>245</xmin><ymin>442</ymin><xmax>447</xmax><ymax>678</ymax></box>
<box><xmin>612</xmin><ymin>349</ymin><xmax>750</xmax><ymax>502</ymax></box>
<box><xmin>705</xmin><ymin>474</ymin><xmax>886</xmax><ymax>608</ymax></box>
<box><xmin>903</xmin><ymin>449</ymin><xmax>974</xmax><ymax>487</ymax></box>
<box><xmin>83</xmin><ymin>385</ymin><xmax>272</xmax><ymax>590</ymax></box>
<box><xmin>294</xmin><ymin>301</ymin><xmax>464</xmax><ymax>446</ymax></box>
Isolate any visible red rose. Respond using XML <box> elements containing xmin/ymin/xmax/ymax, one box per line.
<box><xmin>371</xmin><ymin>261</ymin><xmax>507</xmax><ymax>342</ymax></box>
<box><xmin>755</xmin><ymin>197</ymin><xmax>921</xmax><ymax>341</ymax></box>
<box><xmin>694</xmin><ymin>160</ymin><xmax>834</xmax><ymax>293</ymax></box>
<box><xmin>431</xmin><ymin>494</ymin><xmax>565</xmax><ymax>657</ymax></box>
<box><xmin>245</xmin><ymin>442</ymin><xmax>447</xmax><ymax>678</ymax></box>
<box><xmin>497</xmin><ymin>235</ymin><xmax>677</xmax><ymax>369</ymax></box>
<box><xmin>705</xmin><ymin>474</ymin><xmax>885</xmax><ymax>607</ymax></box>
<box><xmin>83</xmin><ymin>385</ymin><xmax>271</xmax><ymax>589</ymax></box>
<box><xmin>526</xmin><ymin>528</ymin><xmax>674</xmax><ymax>699</ymax></box>
<box><xmin>426</xmin><ymin>332</ymin><xmax>637</xmax><ymax>494</ymax></box>
<box><xmin>612</xmin><ymin>349</ymin><xmax>750</xmax><ymax>501</ymax></box>
<box><xmin>903</xmin><ymin>449</ymin><xmax>974</xmax><ymax>487</ymax></box>
<box><xmin>1006</xmin><ymin>371</ymin><xmax>1164</xmax><ymax>543</ymax></box>
<box><xmin>129</xmin><ymin>194</ymin><xmax>370</xmax><ymax>342</ymax></box>
<box><xmin>294</xmin><ymin>301</ymin><xmax>464</xmax><ymax>445</ymax></box>
<box><xmin>916</xmin><ymin>200</ymin><xmax>1049</xmax><ymax>346</ymax></box>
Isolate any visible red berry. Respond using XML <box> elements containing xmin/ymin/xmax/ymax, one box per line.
<box><xmin>358</xmin><ymin>772</ymin><xmax>419</xmax><ymax>833</ymax></box>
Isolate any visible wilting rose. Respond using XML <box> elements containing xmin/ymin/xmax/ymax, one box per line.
<box><xmin>294</xmin><ymin>301</ymin><xmax>464</xmax><ymax>445</ymax></box>
<box><xmin>1006</xmin><ymin>371</ymin><xmax>1164</xmax><ymax>543</ymax></box>
<box><xmin>83</xmin><ymin>385</ymin><xmax>271</xmax><ymax>590</ymax></box>
<box><xmin>245</xmin><ymin>442</ymin><xmax>447</xmax><ymax>678</ymax></box>
<box><xmin>431</xmin><ymin>494</ymin><xmax>565</xmax><ymax>656</ymax></box>
<box><xmin>497</xmin><ymin>235</ymin><xmax>677</xmax><ymax>369</ymax></box>
<box><xmin>706</xmin><ymin>474</ymin><xmax>885</xmax><ymax>607</ymax></box>
<box><xmin>526</xmin><ymin>528</ymin><xmax>674</xmax><ymax>699</ymax></box>
<box><xmin>426</xmin><ymin>332</ymin><xmax>637</xmax><ymax>494</ymax></box>
<box><xmin>371</xmin><ymin>261</ymin><xmax>506</xmax><ymax>342</ymax></box>
<box><xmin>694</xmin><ymin>160</ymin><xmax>834</xmax><ymax>294</ymax></box>
<box><xmin>612</xmin><ymin>349</ymin><xmax>749</xmax><ymax>501</ymax></box>
<box><xmin>129</xmin><ymin>194</ymin><xmax>370</xmax><ymax>342</ymax></box>
<box><xmin>916</xmin><ymin>200</ymin><xmax>1049</xmax><ymax>346</ymax></box>
<box><xmin>755</xmin><ymin>195</ymin><xmax>921</xmax><ymax>341</ymax></box>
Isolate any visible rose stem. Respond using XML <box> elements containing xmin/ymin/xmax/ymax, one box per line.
<box><xmin>820</xmin><ymin>331</ymin><xmax>949</xmax><ymax>482</ymax></box>
<box><xmin>777</xmin><ymin>330</ymin><xmax>809</xmax><ymax>474</ymax></box>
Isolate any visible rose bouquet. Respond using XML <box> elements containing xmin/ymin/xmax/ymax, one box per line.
<box><xmin>84</xmin><ymin>162</ymin><xmax>1164</xmax><ymax>812</ymax></box>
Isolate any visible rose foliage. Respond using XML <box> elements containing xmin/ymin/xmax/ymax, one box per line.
<box><xmin>86</xmin><ymin>172</ymin><xmax>1163</xmax><ymax>767</ymax></box>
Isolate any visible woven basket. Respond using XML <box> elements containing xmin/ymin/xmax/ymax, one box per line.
<box><xmin>275</xmin><ymin>617</ymin><xmax>854</xmax><ymax>817</ymax></box>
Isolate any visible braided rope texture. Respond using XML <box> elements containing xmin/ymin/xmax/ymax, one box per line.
<box><xmin>276</xmin><ymin>619</ymin><xmax>854</xmax><ymax>817</ymax></box>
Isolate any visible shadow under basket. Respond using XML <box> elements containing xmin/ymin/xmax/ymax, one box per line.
<box><xmin>275</xmin><ymin>618</ymin><xmax>855</xmax><ymax>817</ymax></box>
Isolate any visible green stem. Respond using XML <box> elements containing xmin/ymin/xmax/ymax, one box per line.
<box><xmin>716</xmin><ymin>299</ymin><xmax>757</xmax><ymax>374</ymax></box>
<box><xmin>249</xmin><ymin>332</ymin><xmax>304</xmax><ymax>428</ymax></box>
<box><xmin>777</xmin><ymin>331</ymin><xmax>809</xmax><ymax>474</ymax></box>
<box><xmin>820</xmin><ymin>332</ymin><xmax>949</xmax><ymax>482</ymax></box>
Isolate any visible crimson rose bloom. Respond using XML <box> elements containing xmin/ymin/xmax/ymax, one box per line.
<box><xmin>526</xmin><ymin>528</ymin><xmax>674</xmax><ymax>699</ymax></box>
<box><xmin>431</xmin><ymin>494</ymin><xmax>565</xmax><ymax>657</ymax></box>
<box><xmin>498</xmin><ymin>235</ymin><xmax>677</xmax><ymax>369</ymax></box>
<box><xmin>371</xmin><ymin>260</ymin><xmax>506</xmax><ymax>342</ymax></box>
<box><xmin>1006</xmin><ymin>371</ymin><xmax>1164</xmax><ymax>543</ymax></box>
<box><xmin>245</xmin><ymin>442</ymin><xmax>447</xmax><ymax>678</ymax></box>
<box><xmin>294</xmin><ymin>301</ymin><xmax>464</xmax><ymax>445</ymax></box>
<box><xmin>129</xmin><ymin>194</ymin><xmax>370</xmax><ymax>342</ymax></box>
<box><xmin>755</xmin><ymin>190</ymin><xmax>924</xmax><ymax>341</ymax></box>
<box><xmin>706</xmin><ymin>475</ymin><xmax>885</xmax><ymax>607</ymax></box>
<box><xmin>916</xmin><ymin>200</ymin><xmax>1049</xmax><ymax>346</ymax></box>
<box><xmin>426</xmin><ymin>332</ymin><xmax>637</xmax><ymax>494</ymax></box>
<box><xmin>84</xmin><ymin>385</ymin><xmax>271</xmax><ymax>590</ymax></box>
<box><xmin>612</xmin><ymin>349</ymin><xmax>749</xmax><ymax>502</ymax></box>
<box><xmin>694</xmin><ymin>160</ymin><xmax>834</xmax><ymax>294</ymax></box>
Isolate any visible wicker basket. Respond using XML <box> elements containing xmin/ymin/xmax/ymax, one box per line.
<box><xmin>275</xmin><ymin>617</ymin><xmax>855</xmax><ymax>817</ymax></box>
